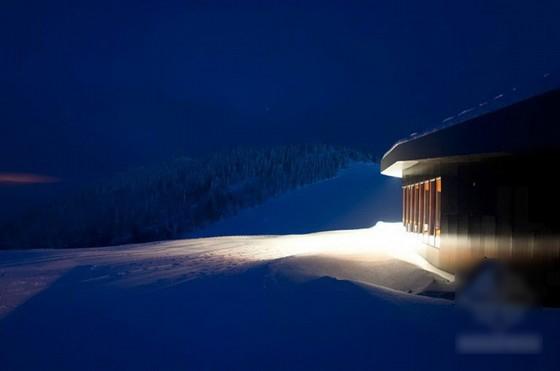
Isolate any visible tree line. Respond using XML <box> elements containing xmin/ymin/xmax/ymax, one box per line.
<box><xmin>0</xmin><ymin>145</ymin><xmax>373</xmax><ymax>249</ymax></box>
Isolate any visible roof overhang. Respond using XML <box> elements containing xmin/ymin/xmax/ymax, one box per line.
<box><xmin>379</xmin><ymin>89</ymin><xmax>560</xmax><ymax>179</ymax></box>
<box><xmin>381</xmin><ymin>153</ymin><xmax>509</xmax><ymax>178</ymax></box>
<box><xmin>380</xmin><ymin>160</ymin><xmax>418</xmax><ymax>178</ymax></box>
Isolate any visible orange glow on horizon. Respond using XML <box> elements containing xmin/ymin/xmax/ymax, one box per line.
<box><xmin>0</xmin><ymin>173</ymin><xmax>60</xmax><ymax>185</ymax></box>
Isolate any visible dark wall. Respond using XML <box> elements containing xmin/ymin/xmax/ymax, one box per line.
<box><xmin>403</xmin><ymin>153</ymin><xmax>560</xmax><ymax>273</ymax></box>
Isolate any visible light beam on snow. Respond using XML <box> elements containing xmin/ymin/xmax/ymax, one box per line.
<box><xmin>0</xmin><ymin>222</ymin><xmax>453</xmax><ymax>318</ymax></box>
<box><xmin>183</xmin><ymin>222</ymin><xmax>453</xmax><ymax>282</ymax></box>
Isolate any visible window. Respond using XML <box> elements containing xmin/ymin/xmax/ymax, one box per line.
<box><xmin>423</xmin><ymin>182</ymin><xmax>429</xmax><ymax>234</ymax></box>
<box><xmin>402</xmin><ymin>177</ymin><xmax>442</xmax><ymax>247</ymax></box>
<box><xmin>414</xmin><ymin>184</ymin><xmax>420</xmax><ymax>232</ymax></box>
<box><xmin>406</xmin><ymin>186</ymin><xmax>412</xmax><ymax>231</ymax></box>
<box><xmin>418</xmin><ymin>183</ymin><xmax>424</xmax><ymax>234</ymax></box>
<box><xmin>408</xmin><ymin>185</ymin><xmax>413</xmax><ymax>231</ymax></box>
<box><xmin>435</xmin><ymin>177</ymin><xmax>442</xmax><ymax>248</ymax></box>
<box><xmin>429</xmin><ymin>179</ymin><xmax>436</xmax><ymax>235</ymax></box>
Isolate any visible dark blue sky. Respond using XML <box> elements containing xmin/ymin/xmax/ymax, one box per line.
<box><xmin>1</xmin><ymin>0</ymin><xmax>560</xmax><ymax>179</ymax></box>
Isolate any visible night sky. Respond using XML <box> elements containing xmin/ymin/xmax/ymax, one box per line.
<box><xmin>1</xmin><ymin>0</ymin><xmax>560</xmax><ymax>180</ymax></box>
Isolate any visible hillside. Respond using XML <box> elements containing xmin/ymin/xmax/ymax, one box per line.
<box><xmin>191</xmin><ymin>162</ymin><xmax>401</xmax><ymax>237</ymax></box>
<box><xmin>0</xmin><ymin>145</ymin><xmax>371</xmax><ymax>249</ymax></box>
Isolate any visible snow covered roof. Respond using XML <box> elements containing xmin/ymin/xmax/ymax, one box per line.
<box><xmin>381</xmin><ymin>89</ymin><xmax>560</xmax><ymax>177</ymax></box>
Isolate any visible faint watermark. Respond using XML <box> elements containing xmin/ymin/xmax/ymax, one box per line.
<box><xmin>455</xmin><ymin>262</ymin><xmax>542</xmax><ymax>354</ymax></box>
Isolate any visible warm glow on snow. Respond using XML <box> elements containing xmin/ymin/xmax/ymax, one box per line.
<box><xmin>245</xmin><ymin>222</ymin><xmax>453</xmax><ymax>281</ymax></box>
<box><xmin>0</xmin><ymin>222</ymin><xmax>453</xmax><ymax>318</ymax></box>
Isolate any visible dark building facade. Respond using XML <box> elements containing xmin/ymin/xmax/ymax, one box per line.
<box><xmin>381</xmin><ymin>89</ymin><xmax>560</xmax><ymax>274</ymax></box>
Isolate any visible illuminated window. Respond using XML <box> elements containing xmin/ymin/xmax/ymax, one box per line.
<box><xmin>419</xmin><ymin>182</ymin><xmax>424</xmax><ymax>234</ymax></box>
<box><xmin>405</xmin><ymin>186</ymin><xmax>411</xmax><ymax>230</ymax></box>
<box><xmin>429</xmin><ymin>179</ymin><xmax>436</xmax><ymax>235</ymax></box>
<box><xmin>402</xmin><ymin>177</ymin><xmax>442</xmax><ymax>248</ymax></box>
<box><xmin>402</xmin><ymin>187</ymin><xmax>405</xmax><ymax>224</ymax></box>
<box><xmin>414</xmin><ymin>184</ymin><xmax>419</xmax><ymax>232</ymax></box>
<box><xmin>435</xmin><ymin>177</ymin><xmax>442</xmax><ymax>248</ymax></box>
<box><xmin>408</xmin><ymin>185</ymin><xmax>413</xmax><ymax>230</ymax></box>
<box><xmin>423</xmin><ymin>181</ymin><xmax>429</xmax><ymax>234</ymax></box>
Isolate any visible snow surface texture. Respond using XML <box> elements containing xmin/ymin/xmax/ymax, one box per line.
<box><xmin>1</xmin><ymin>223</ymin><xmax>559</xmax><ymax>370</ymax></box>
<box><xmin>191</xmin><ymin>162</ymin><xmax>402</xmax><ymax>237</ymax></box>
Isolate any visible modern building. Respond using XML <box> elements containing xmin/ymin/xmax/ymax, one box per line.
<box><xmin>381</xmin><ymin>89</ymin><xmax>560</xmax><ymax>274</ymax></box>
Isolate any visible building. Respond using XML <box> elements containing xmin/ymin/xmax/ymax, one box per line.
<box><xmin>381</xmin><ymin>89</ymin><xmax>560</xmax><ymax>274</ymax></box>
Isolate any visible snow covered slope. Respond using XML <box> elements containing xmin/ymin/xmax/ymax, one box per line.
<box><xmin>1</xmin><ymin>224</ymin><xmax>559</xmax><ymax>370</ymax></box>
<box><xmin>0</xmin><ymin>223</ymin><xmax>450</xmax><ymax>320</ymax></box>
<box><xmin>191</xmin><ymin>162</ymin><xmax>401</xmax><ymax>237</ymax></box>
